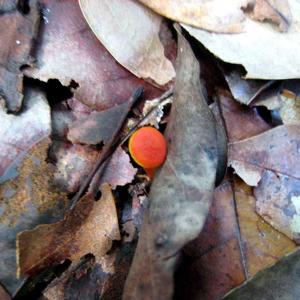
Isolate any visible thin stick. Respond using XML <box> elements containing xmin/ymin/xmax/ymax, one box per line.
<box><xmin>70</xmin><ymin>86</ymin><xmax>144</xmax><ymax>209</ymax></box>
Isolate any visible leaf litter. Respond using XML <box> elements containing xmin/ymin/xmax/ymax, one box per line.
<box><xmin>1</xmin><ymin>0</ymin><xmax>300</xmax><ymax>298</ymax></box>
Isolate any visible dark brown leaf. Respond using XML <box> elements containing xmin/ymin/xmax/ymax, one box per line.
<box><xmin>17</xmin><ymin>184</ymin><xmax>120</xmax><ymax>277</ymax></box>
<box><xmin>123</xmin><ymin>26</ymin><xmax>226</xmax><ymax>299</ymax></box>
<box><xmin>0</xmin><ymin>0</ymin><xmax>40</xmax><ymax>112</ymax></box>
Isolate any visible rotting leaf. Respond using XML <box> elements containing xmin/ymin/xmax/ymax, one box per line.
<box><xmin>182</xmin><ymin>0</ymin><xmax>300</xmax><ymax>80</ymax></box>
<box><xmin>0</xmin><ymin>138</ymin><xmax>69</xmax><ymax>295</ymax></box>
<box><xmin>79</xmin><ymin>0</ymin><xmax>175</xmax><ymax>86</ymax></box>
<box><xmin>0</xmin><ymin>0</ymin><xmax>40</xmax><ymax>112</ymax></box>
<box><xmin>175</xmin><ymin>176</ymin><xmax>296</xmax><ymax>300</ymax></box>
<box><xmin>17</xmin><ymin>184</ymin><xmax>120</xmax><ymax>277</ymax></box>
<box><xmin>224</xmin><ymin>248</ymin><xmax>300</xmax><ymax>300</ymax></box>
<box><xmin>229</xmin><ymin>125</ymin><xmax>300</xmax><ymax>186</ymax></box>
<box><xmin>24</xmin><ymin>0</ymin><xmax>163</xmax><ymax>111</ymax></box>
<box><xmin>229</xmin><ymin>125</ymin><xmax>300</xmax><ymax>243</ymax></box>
<box><xmin>67</xmin><ymin>100</ymin><xmax>134</xmax><ymax>145</ymax></box>
<box><xmin>123</xmin><ymin>26</ymin><xmax>226</xmax><ymax>299</ymax></box>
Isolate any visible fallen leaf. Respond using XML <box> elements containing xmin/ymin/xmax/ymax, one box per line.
<box><xmin>247</xmin><ymin>0</ymin><xmax>291</xmax><ymax>32</ymax></box>
<box><xmin>0</xmin><ymin>0</ymin><xmax>40</xmax><ymax>112</ymax></box>
<box><xmin>67</xmin><ymin>101</ymin><xmax>134</xmax><ymax>145</ymax></box>
<box><xmin>224</xmin><ymin>248</ymin><xmax>300</xmax><ymax>300</ymax></box>
<box><xmin>175</xmin><ymin>176</ymin><xmax>296</xmax><ymax>300</ymax></box>
<box><xmin>0</xmin><ymin>87</ymin><xmax>51</xmax><ymax>179</ymax></box>
<box><xmin>79</xmin><ymin>0</ymin><xmax>175</xmax><ymax>86</ymax></box>
<box><xmin>182</xmin><ymin>0</ymin><xmax>300</xmax><ymax>79</ymax></box>
<box><xmin>211</xmin><ymin>89</ymin><xmax>271</xmax><ymax>142</ymax></box>
<box><xmin>229</xmin><ymin>125</ymin><xmax>300</xmax><ymax>186</ymax></box>
<box><xmin>24</xmin><ymin>0</ymin><xmax>162</xmax><ymax>111</ymax></box>
<box><xmin>0</xmin><ymin>138</ymin><xmax>69</xmax><ymax>294</ymax></box>
<box><xmin>0</xmin><ymin>284</ymin><xmax>10</xmax><ymax>300</ymax></box>
<box><xmin>123</xmin><ymin>27</ymin><xmax>225</xmax><ymax>299</ymax></box>
<box><xmin>17</xmin><ymin>184</ymin><xmax>120</xmax><ymax>277</ymax></box>
<box><xmin>138</xmin><ymin>0</ymin><xmax>247</xmax><ymax>33</ymax></box>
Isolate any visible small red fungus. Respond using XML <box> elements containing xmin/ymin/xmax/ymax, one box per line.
<box><xmin>129</xmin><ymin>127</ymin><xmax>167</xmax><ymax>176</ymax></box>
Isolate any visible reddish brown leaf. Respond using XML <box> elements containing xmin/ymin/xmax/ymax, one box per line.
<box><xmin>17</xmin><ymin>184</ymin><xmax>120</xmax><ymax>277</ymax></box>
<box><xmin>25</xmin><ymin>0</ymin><xmax>162</xmax><ymax>111</ymax></box>
<box><xmin>175</xmin><ymin>177</ymin><xmax>296</xmax><ymax>300</ymax></box>
<box><xmin>0</xmin><ymin>0</ymin><xmax>40</xmax><ymax>112</ymax></box>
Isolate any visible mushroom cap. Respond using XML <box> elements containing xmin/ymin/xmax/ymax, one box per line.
<box><xmin>129</xmin><ymin>127</ymin><xmax>167</xmax><ymax>169</ymax></box>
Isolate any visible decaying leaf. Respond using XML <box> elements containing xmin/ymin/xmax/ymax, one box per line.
<box><xmin>17</xmin><ymin>184</ymin><xmax>120</xmax><ymax>277</ymax></box>
<box><xmin>67</xmin><ymin>100</ymin><xmax>134</xmax><ymax>145</ymax></box>
<box><xmin>175</xmin><ymin>177</ymin><xmax>296</xmax><ymax>300</ymax></box>
<box><xmin>0</xmin><ymin>0</ymin><xmax>40</xmax><ymax>112</ymax></box>
<box><xmin>229</xmin><ymin>125</ymin><xmax>300</xmax><ymax>186</ymax></box>
<box><xmin>0</xmin><ymin>138</ymin><xmax>69</xmax><ymax>294</ymax></box>
<box><xmin>24</xmin><ymin>0</ymin><xmax>161</xmax><ymax>111</ymax></box>
<box><xmin>79</xmin><ymin>0</ymin><xmax>175</xmax><ymax>86</ymax></box>
<box><xmin>0</xmin><ymin>87</ymin><xmax>51</xmax><ymax>179</ymax></box>
<box><xmin>182</xmin><ymin>0</ymin><xmax>300</xmax><ymax>79</ymax></box>
<box><xmin>224</xmin><ymin>248</ymin><xmax>300</xmax><ymax>300</ymax></box>
<box><xmin>211</xmin><ymin>89</ymin><xmax>271</xmax><ymax>142</ymax></box>
<box><xmin>123</xmin><ymin>27</ymin><xmax>226</xmax><ymax>299</ymax></box>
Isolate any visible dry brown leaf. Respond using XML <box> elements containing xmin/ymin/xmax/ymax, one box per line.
<box><xmin>229</xmin><ymin>125</ymin><xmax>300</xmax><ymax>186</ymax></box>
<box><xmin>0</xmin><ymin>138</ymin><xmax>69</xmax><ymax>294</ymax></box>
<box><xmin>248</xmin><ymin>0</ymin><xmax>291</xmax><ymax>32</ymax></box>
<box><xmin>138</xmin><ymin>0</ymin><xmax>248</xmax><ymax>33</ymax></box>
<box><xmin>175</xmin><ymin>177</ymin><xmax>296</xmax><ymax>300</ymax></box>
<box><xmin>0</xmin><ymin>0</ymin><xmax>40</xmax><ymax>112</ymax></box>
<box><xmin>123</xmin><ymin>27</ymin><xmax>226</xmax><ymax>300</ymax></box>
<box><xmin>17</xmin><ymin>183</ymin><xmax>120</xmax><ymax>277</ymax></box>
<box><xmin>182</xmin><ymin>0</ymin><xmax>300</xmax><ymax>80</ymax></box>
<box><xmin>24</xmin><ymin>0</ymin><xmax>162</xmax><ymax>111</ymax></box>
<box><xmin>79</xmin><ymin>0</ymin><xmax>175</xmax><ymax>86</ymax></box>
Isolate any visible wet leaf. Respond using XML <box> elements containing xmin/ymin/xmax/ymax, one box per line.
<box><xmin>182</xmin><ymin>0</ymin><xmax>300</xmax><ymax>80</ymax></box>
<box><xmin>24</xmin><ymin>0</ymin><xmax>162</xmax><ymax>111</ymax></box>
<box><xmin>17</xmin><ymin>184</ymin><xmax>120</xmax><ymax>277</ymax></box>
<box><xmin>175</xmin><ymin>176</ymin><xmax>296</xmax><ymax>300</ymax></box>
<box><xmin>123</xmin><ymin>27</ymin><xmax>225</xmax><ymax>299</ymax></box>
<box><xmin>79</xmin><ymin>0</ymin><xmax>175</xmax><ymax>86</ymax></box>
<box><xmin>224</xmin><ymin>248</ymin><xmax>300</xmax><ymax>300</ymax></box>
<box><xmin>0</xmin><ymin>0</ymin><xmax>40</xmax><ymax>112</ymax></box>
<box><xmin>0</xmin><ymin>138</ymin><xmax>69</xmax><ymax>294</ymax></box>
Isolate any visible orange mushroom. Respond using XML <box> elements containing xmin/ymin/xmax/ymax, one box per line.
<box><xmin>129</xmin><ymin>126</ymin><xmax>167</xmax><ymax>178</ymax></box>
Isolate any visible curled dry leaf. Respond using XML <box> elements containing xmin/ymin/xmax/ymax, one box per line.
<box><xmin>0</xmin><ymin>0</ymin><xmax>40</xmax><ymax>112</ymax></box>
<box><xmin>123</xmin><ymin>27</ymin><xmax>226</xmax><ymax>299</ymax></box>
<box><xmin>79</xmin><ymin>0</ymin><xmax>175</xmax><ymax>86</ymax></box>
<box><xmin>182</xmin><ymin>0</ymin><xmax>300</xmax><ymax>80</ymax></box>
<box><xmin>17</xmin><ymin>184</ymin><xmax>120</xmax><ymax>277</ymax></box>
<box><xmin>224</xmin><ymin>248</ymin><xmax>300</xmax><ymax>300</ymax></box>
<box><xmin>0</xmin><ymin>138</ymin><xmax>69</xmax><ymax>294</ymax></box>
<box><xmin>175</xmin><ymin>177</ymin><xmax>295</xmax><ymax>300</ymax></box>
<box><xmin>25</xmin><ymin>0</ymin><xmax>161</xmax><ymax>111</ymax></box>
